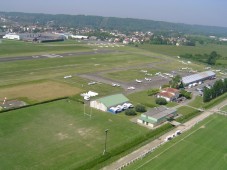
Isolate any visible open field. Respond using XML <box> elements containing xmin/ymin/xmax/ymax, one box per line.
<box><xmin>221</xmin><ymin>105</ymin><xmax>227</xmax><ymax>111</ymax></box>
<box><xmin>125</xmin><ymin>114</ymin><xmax>227</xmax><ymax>170</ymax></box>
<box><xmin>138</xmin><ymin>44</ymin><xmax>227</xmax><ymax>58</ymax></box>
<box><xmin>127</xmin><ymin>90</ymin><xmax>177</xmax><ymax>108</ymax></box>
<box><xmin>0</xmin><ymin>99</ymin><xmax>149</xmax><ymax>170</ymax></box>
<box><xmin>0</xmin><ymin>39</ymin><xmax>90</xmax><ymax>57</ymax></box>
<box><xmin>0</xmin><ymin>81</ymin><xmax>82</xmax><ymax>102</ymax></box>
<box><xmin>104</xmin><ymin>68</ymin><xmax>159</xmax><ymax>82</ymax></box>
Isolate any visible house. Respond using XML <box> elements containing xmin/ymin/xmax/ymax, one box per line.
<box><xmin>90</xmin><ymin>94</ymin><xmax>129</xmax><ymax>112</ymax></box>
<box><xmin>137</xmin><ymin>106</ymin><xmax>177</xmax><ymax>128</ymax></box>
<box><xmin>157</xmin><ymin>88</ymin><xmax>179</xmax><ymax>102</ymax></box>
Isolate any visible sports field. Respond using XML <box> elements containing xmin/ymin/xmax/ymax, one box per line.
<box><xmin>0</xmin><ymin>81</ymin><xmax>82</xmax><ymax>102</ymax></box>
<box><xmin>125</xmin><ymin>114</ymin><xmax>227</xmax><ymax>170</ymax></box>
<box><xmin>0</xmin><ymin>99</ymin><xmax>148</xmax><ymax>170</ymax></box>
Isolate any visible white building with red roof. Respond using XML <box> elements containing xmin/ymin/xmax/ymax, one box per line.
<box><xmin>157</xmin><ymin>88</ymin><xmax>179</xmax><ymax>102</ymax></box>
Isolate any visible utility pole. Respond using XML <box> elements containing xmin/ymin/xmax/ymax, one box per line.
<box><xmin>103</xmin><ymin>129</ymin><xmax>109</xmax><ymax>155</ymax></box>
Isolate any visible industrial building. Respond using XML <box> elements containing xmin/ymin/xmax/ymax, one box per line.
<box><xmin>90</xmin><ymin>94</ymin><xmax>129</xmax><ymax>112</ymax></box>
<box><xmin>137</xmin><ymin>106</ymin><xmax>177</xmax><ymax>128</ymax></box>
<box><xmin>3</xmin><ymin>33</ymin><xmax>65</xmax><ymax>43</ymax></box>
<box><xmin>182</xmin><ymin>71</ymin><xmax>216</xmax><ymax>86</ymax></box>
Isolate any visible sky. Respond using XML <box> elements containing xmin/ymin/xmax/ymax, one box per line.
<box><xmin>1</xmin><ymin>0</ymin><xmax>227</xmax><ymax>27</ymax></box>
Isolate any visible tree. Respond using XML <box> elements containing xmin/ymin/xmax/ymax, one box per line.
<box><xmin>125</xmin><ymin>109</ymin><xmax>137</xmax><ymax>116</ymax></box>
<box><xmin>207</xmin><ymin>51</ymin><xmax>219</xmax><ymax>65</ymax></box>
<box><xmin>135</xmin><ymin>104</ymin><xmax>147</xmax><ymax>113</ymax></box>
<box><xmin>180</xmin><ymin>90</ymin><xmax>191</xmax><ymax>99</ymax></box>
<box><xmin>203</xmin><ymin>87</ymin><xmax>211</xmax><ymax>102</ymax></box>
<box><xmin>155</xmin><ymin>98</ymin><xmax>167</xmax><ymax>105</ymax></box>
<box><xmin>169</xmin><ymin>75</ymin><xmax>181</xmax><ymax>89</ymax></box>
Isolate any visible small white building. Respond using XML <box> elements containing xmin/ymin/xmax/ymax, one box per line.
<box><xmin>3</xmin><ymin>33</ymin><xmax>21</xmax><ymax>40</ymax></box>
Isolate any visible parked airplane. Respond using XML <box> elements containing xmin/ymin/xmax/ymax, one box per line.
<box><xmin>112</xmin><ymin>83</ymin><xmax>120</xmax><ymax>87</ymax></box>
<box><xmin>127</xmin><ymin>86</ymin><xmax>135</xmax><ymax>90</ymax></box>
<box><xmin>145</xmin><ymin>77</ymin><xmax>152</xmax><ymax>81</ymax></box>
<box><xmin>135</xmin><ymin>79</ymin><xmax>142</xmax><ymax>83</ymax></box>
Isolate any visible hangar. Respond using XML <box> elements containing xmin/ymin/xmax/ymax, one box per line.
<box><xmin>90</xmin><ymin>94</ymin><xmax>129</xmax><ymax>112</ymax></box>
<box><xmin>137</xmin><ymin>106</ymin><xmax>177</xmax><ymax>128</ymax></box>
<box><xmin>182</xmin><ymin>71</ymin><xmax>216</xmax><ymax>86</ymax></box>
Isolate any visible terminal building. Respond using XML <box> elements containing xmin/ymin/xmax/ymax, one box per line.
<box><xmin>137</xmin><ymin>106</ymin><xmax>177</xmax><ymax>128</ymax></box>
<box><xmin>182</xmin><ymin>71</ymin><xmax>216</xmax><ymax>86</ymax></box>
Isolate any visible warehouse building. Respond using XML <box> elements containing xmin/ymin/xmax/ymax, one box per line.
<box><xmin>137</xmin><ymin>106</ymin><xmax>177</xmax><ymax>128</ymax></box>
<box><xmin>182</xmin><ymin>71</ymin><xmax>216</xmax><ymax>86</ymax></box>
<box><xmin>90</xmin><ymin>94</ymin><xmax>129</xmax><ymax>112</ymax></box>
<box><xmin>3</xmin><ymin>33</ymin><xmax>65</xmax><ymax>43</ymax></box>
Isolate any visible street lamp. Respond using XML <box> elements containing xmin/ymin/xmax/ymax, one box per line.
<box><xmin>103</xmin><ymin>129</ymin><xmax>109</xmax><ymax>155</ymax></box>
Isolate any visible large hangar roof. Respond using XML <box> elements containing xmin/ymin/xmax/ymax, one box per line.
<box><xmin>97</xmin><ymin>94</ymin><xmax>129</xmax><ymax>108</ymax></box>
<box><xmin>182</xmin><ymin>71</ymin><xmax>215</xmax><ymax>85</ymax></box>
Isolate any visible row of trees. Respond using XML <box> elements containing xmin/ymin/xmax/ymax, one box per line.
<box><xmin>180</xmin><ymin>51</ymin><xmax>222</xmax><ymax>65</ymax></box>
<box><xmin>203</xmin><ymin>79</ymin><xmax>227</xmax><ymax>102</ymax></box>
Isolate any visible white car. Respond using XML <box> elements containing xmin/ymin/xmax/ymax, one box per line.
<box><xmin>127</xmin><ymin>86</ymin><xmax>135</xmax><ymax>90</ymax></box>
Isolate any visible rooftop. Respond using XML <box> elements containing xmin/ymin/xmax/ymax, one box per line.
<box><xmin>182</xmin><ymin>71</ymin><xmax>215</xmax><ymax>85</ymax></box>
<box><xmin>143</xmin><ymin>106</ymin><xmax>176</xmax><ymax>120</ymax></box>
<box><xmin>96</xmin><ymin>94</ymin><xmax>129</xmax><ymax>108</ymax></box>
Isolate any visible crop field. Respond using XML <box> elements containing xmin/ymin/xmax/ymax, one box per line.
<box><xmin>0</xmin><ymin>99</ymin><xmax>149</xmax><ymax>170</ymax></box>
<box><xmin>0</xmin><ymin>81</ymin><xmax>82</xmax><ymax>102</ymax></box>
<box><xmin>125</xmin><ymin>114</ymin><xmax>227</xmax><ymax>170</ymax></box>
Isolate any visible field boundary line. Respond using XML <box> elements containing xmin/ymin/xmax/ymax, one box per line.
<box><xmin>135</xmin><ymin>117</ymin><xmax>215</xmax><ymax>170</ymax></box>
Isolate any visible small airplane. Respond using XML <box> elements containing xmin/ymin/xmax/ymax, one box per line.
<box><xmin>64</xmin><ymin>75</ymin><xmax>72</xmax><ymax>79</ymax></box>
<box><xmin>127</xmin><ymin>86</ymin><xmax>135</xmax><ymax>90</ymax></box>
<box><xmin>135</xmin><ymin>79</ymin><xmax>142</xmax><ymax>83</ymax></box>
<box><xmin>112</xmin><ymin>83</ymin><xmax>120</xmax><ymax>87</ymax></box>
<box><xmin>88</xmin><ymin>81</ymin><xmax>96</xmax><ymax>85</ymax></box>
<box><xmin>145</xmin><ymin>77</ymin><xmax>152</xmax><ymax>81</ymax></box>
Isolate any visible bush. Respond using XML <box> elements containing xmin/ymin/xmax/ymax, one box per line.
<box><xmin>180</xmin><ymin>90</ymin><xmax>191</xmax><ymax>99</ymax></box>
<box><xmin>147</xmin><ymin>88</ymin><xmax>160</xmax><ymax>96</ymax></box>
<box><xmin>155</xmin><ymin>98</ymin><xmax>167</xmax><ymax>105</ymax></box>
<box><xmin>125</xmin><ymin>109</ymin><xmax>137</xmax><ymax>116</ymax></box>
<box><xmin>135</xmin><ymin>104</ymin><xmax>147</xmax><ymax>112</ymax></box>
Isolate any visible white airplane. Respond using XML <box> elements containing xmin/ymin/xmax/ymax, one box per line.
<box><xmin>64</xmin><ymin>75</ymin><xmax>72</xmax><ymax>79</ymax></box>
<box><xmin>88</xmin><ymin>81</ymin><xmax>96</xmax><ymax>85</ymax></box>
<box><xmin>145</xmin><ymin>77</ymin><xmax>152</xmax><ymax>81</ymax></box>
<box><xmin>135</xmin><ymin>79</ymin><xmax>142</xmax><ymax>83</ymax></box>
<box><xmin>127</xmin><ymin>86</ymin><xmax>135</xmax><ymax>90</ymax></box>
<box><xmin>112</xmin><ymin>83</ymin><xmax>120</xmax><ymax>87</ymax></box>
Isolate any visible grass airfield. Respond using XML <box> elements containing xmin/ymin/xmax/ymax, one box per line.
<box><xmin>0</xmin><ymin>39</ymin><xmax>227</xmax><ymax>169</ymax></box>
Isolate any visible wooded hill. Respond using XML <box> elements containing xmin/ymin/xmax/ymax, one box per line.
<box><xmin>1</xmin><ymin>11</ymin><xmax>227</xmax><ymax>36</ymax></box>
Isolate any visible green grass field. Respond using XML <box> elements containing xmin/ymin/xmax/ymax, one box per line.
<box><xmin>104</xmin><ymin>68</ymin><xmax>159</xmax><ymax>82</ymax></box>
<box><xmin>138</xmin><ymin>44</ymin><xmax>227</xmax><ymax>58</ymax></box>
<box><xmin>0</xmin><ymin>99</ymin><xmax>148</xmax><ymax>170</ymax></box>
<box><xmin>125</xmin><ymin>114</ymin><xmax>227</xmax><ymax>170</ymax></box>
<box><xmin>0</xmin><ymin>39</ymin><xmax>90</xmax><ymax>57</ymax></box>
<box><xmin>221</xmin><ymin>105</ymin><xmax>227</xmax><ymax>112</ymax></box>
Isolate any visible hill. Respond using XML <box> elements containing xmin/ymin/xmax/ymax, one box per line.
<box><xmin>1</xmin><ymin>11</ymin><xmax>227</xmax><ymax>36</ymax></box>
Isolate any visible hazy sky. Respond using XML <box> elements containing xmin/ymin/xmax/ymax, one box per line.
<box><xmin>1</xmin><ymin>0</ymin><xmax>227</xmax><ymax>27</ymax></box>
